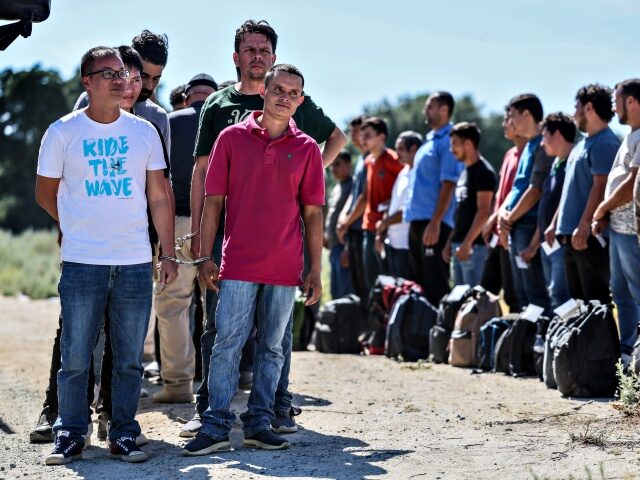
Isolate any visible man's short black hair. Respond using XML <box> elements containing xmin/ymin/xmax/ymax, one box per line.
<box><xmin>349</xmin><ymin>115</ymin><xmax>367</xmax><ymax>129</ymax></box>
<box><xmin>575</xmin><ymin>84</ymin><xmax>614</xmax><ymax>122</ymax></box>
<box><xmin>361</xmin><ymin>116</ymin><xmax>388</xmax><ymax>138</ymax></box>
<box><xmin>170</xmin><ymin>84</ymin><xmax>187</xmax><ymax>107</ymax></box>
<box><xmin>234</xmin><ymin>19</ymin><xmax>278</xmax><ymax>53</ymax></box>
<box><xmin>80</xmin><ymin>46</ymin><xmax>121</xmax><ymax>77</ymax></box>
<box><xmin>117</xmin><ymin>45</ymin><xmax>143</xmax><ymax>74</ymax></box>
<box><xmin>450</xmin><ymin>122</ymin><xmax>481</xmax><ymax>147</ymax></box>
<box><xmin>217</xmin><ymin>80</ymin><xmax>236</xmax><ymax>90</ymax></box>
<box><xmin>334</xmin><ymin>150</ymin><xmax>352</xmax><ymax>164</ymax></box>
<box><xmin>264</xmin><ymin>64</ymin><xmax>304</xmax><ymax>89</ymax></box>
<box><xmin>616</xmin><ymin>79</ymin><xmax>640</xmax><ymax>104</ymax></box>
<box><xmin>397</xmin><ymin>130</ymin><xmax>423</xmax><ymax>151</ymax></box>
<box><xmin>541</xmin><ymin>112</ymin><xmax>577</xmax><ymax>144</ymax></box>
<box><xmin>431</xmin><ymin>91</ymin><xmax>455</xmax><ymax>117</ymax></box>
<box><xmin>132</xmin><ymin>29</ymin><xmax>169</xmax><ymax>66</ymax></box>
<box><xmin>508</xmin><ymin>93</ymin><xmax>544</xmax><ymax>123</ymax></box>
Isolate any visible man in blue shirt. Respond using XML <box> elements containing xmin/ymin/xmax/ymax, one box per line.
<box><xmin>404</xmin><ymin>92</ymin><xmax>463</xmax><ymax>306</ymax></box>
<box><xmin>546</xmin><ymin>84</ymin><xmax>618</xmax><ymax>304</ymax></box>
<box><xmin>498</xmin><ymin>94</ymin><xmax>552</xmax><ymax>314</ymax></box>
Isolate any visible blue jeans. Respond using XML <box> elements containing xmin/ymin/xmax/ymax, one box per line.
<box><xmin>329</xmin><ymin>243</ymin><xmax>353</xmax><ymax>299</ymax></box>
<box><xmin>201</xmin><ymin>280</ymin><xmax>295</xmax><ymax>438</ymax></box>
<box><xmin>451</xmin><ymin>243</ymin><xmax>487</xmax><ymax>287</ymax></box>
<box><xmin>508</xmin><ymin>220</ymin><xmax>551</xmax><ymax>315</ymax></box>
<box><xmin>54</xmin><ymin>262</ymin><xmax>152</xmax><ymax>442</ymax></box>
<box><xmin>609</xmin><ymin>230</ymin><xmax>640</xmax><ymax>355</ymax></box>
<box><xmin>540</xmin><ymin>244</ymin><xmax>571</xmax><ymax>310</ymax></box>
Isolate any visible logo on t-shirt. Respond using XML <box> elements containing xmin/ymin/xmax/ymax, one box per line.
<box><xmin>228</xmin><ymin>109</ymin><xmax>257</xmax><ymax>125</ymax></box>
<box><xmin>83</xmin><ymin>136</ymin><xmax>134</xmax><ymax>198</ymax></box>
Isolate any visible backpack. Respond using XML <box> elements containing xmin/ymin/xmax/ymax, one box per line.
<box><xmin>508</xmin><ymin>318</ymin><xmax>539</xmax><ymax>377</ymax></box>
<box><xmin>362</xmin><ymin>275</ymin><xmax>422</xmax><ymax>355</ymax></box>
<box><xmin>385</xmin><ymin>293</ymin><xmax>437</xmax><ymax>361</ymax></box>
<box><xmin>553</xmin><ymin>304</ymin><xmax>620</xmax><ymax>398</ymax></box>
<box><xmin>448</xmin><ymin>287</ymin><xmax>502</xmax><ymax>367</ymax></box>
<box><xmin>436</xmin><ymin>285</ymin><xmax>475</xmax><ymax>331</ymax></box>
<box><xmin>543</xmin><ymin>310</ymin><xmax>589</xmax><ymax>389</ymax></box>
<box><xmin>429</xmin><ymin>325</ymin><xmax>451</xmax><ymax>364</ymax></box>
<box><xmin>314</xmin><ymin>294</ymin><xmax>364</xmax><ymax>354</ymax></box>
<box><xmin>477</xmin><ymin>316</ymin><xmax>517</xmax><ymax>371</ymax></box>
<box><xmin>292</xmin><ymin>293</ymin><xmax>316</xmax><ymax>351</ymax></box>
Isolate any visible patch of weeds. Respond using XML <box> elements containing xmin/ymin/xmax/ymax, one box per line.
<box><xmin>401</xmin><ymin>359</ymin><xmax>432</xmax><ymax>370</ymax></box>
<box><xmin>612</xmin><ymin>359</ymin><xmax>640</xmax><ymax>416</ymax></box>
<box><xmin>529</xmin><ymin>462</ymin><xmax>608</xmax><ymax>480</ymax></box>
<box><xmin>402</xmin><ymin>403</ymin><xmax>420</xmax><ymax>413</ymax></box>
<box><xmin>569</xmin><ymin>421</ymin><xmax>608</xmax><ymax>449</ymax></box>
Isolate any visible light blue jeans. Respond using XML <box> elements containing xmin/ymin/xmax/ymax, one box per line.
<box><xmin>201</xmin><ymin>280</ymin><xmax>295</xmax><ymax>438</ymax></box>
<box><xmin>451</xmin><ymin>242</ymin><xmax>487</xmax><ymax>287</ymax></box>
<box><xmin>54</xmin><ymin>262</ymin><xmax>152</xmax><ymax>442</ymax></box>
<box><xmin>540</xmin><ymin>244</ymin><xmax>571</xmax><ymax>310</ymax></box>
<box><xmin>609</xmin><ymin>230</ymin><xmax>640</xmax><ymax>355</ymax></box>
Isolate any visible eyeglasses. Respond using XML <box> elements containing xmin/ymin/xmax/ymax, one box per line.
<box><xmin>83</xmin><ymin>69</ymin><xmax>130</xmax><ymax>80</ymax></box>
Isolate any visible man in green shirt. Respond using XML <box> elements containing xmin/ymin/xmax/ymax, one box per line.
<box><xmin>183</xmin><ymin>19</ymin><xmax>346</xmax><ymax>438</ymax></box>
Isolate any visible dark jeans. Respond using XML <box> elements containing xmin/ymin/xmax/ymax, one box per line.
<box><xmin>362</xmin><ymin>231</ymin><xmax>387</xmax><ymax>293</ymax></box>
<box><xmin>480</xmin><ymin>245</ymin><xmax>520</xmax><ymax>312</ymax></box>
<box><xmin>408</xmin><ymin>220</ymin><xmax>452</xmax><ymax>306</ymax></box>
<box><xmin>508</xmin><ymin>220</ymin><xmax>551</xmax><ymax>315</ymax></box>
<box><xmin>561</xmin><ymin>235</ymin><xmax>611</xmax><ymax>304</ymax></box>
<box><xmin>347</xmin><ymin>229</ymin><xmax>368</xmax><ymax>305</ymax></box>
<box><xmin>329</xmin><ymin>243</ymin><xmax>354</xmax><ymax>299</ymax></box>
<box><xmin>387</xmin><ymin>245</ymin><xmax>410</xmax><ymax>279</ymax></box>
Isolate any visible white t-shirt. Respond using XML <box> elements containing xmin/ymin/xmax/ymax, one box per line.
<box><xmin>605</xmin><ymin>129</ymin><xmax>640</xmax><ymax>235</ymax></box>
<box><xmin>386</xmin><ymin>165</ymin><xmax>411</xmax><ymax>249</ymax></box>
<box><xmin>37</xmin><ymin>109</ymin><xmax>166</xmax><ymax>265</ymax></box>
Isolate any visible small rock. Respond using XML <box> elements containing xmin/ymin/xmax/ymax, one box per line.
<box><xmin>9</xmin><ymin>464</ymin><xmax>16</xmax><ymax>469</ymax></box>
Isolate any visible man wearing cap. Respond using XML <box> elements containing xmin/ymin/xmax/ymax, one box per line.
<box><xmin>152</xmin><ymin>74</ymin><xmax>218</xmax><ymax>403</ymax></box>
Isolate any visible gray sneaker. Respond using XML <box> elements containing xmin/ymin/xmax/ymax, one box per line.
<box><xmin>271</xmin><ymin>414</ymin><xmax>298</xmax><ymax>434</ymax></box>
<box><xmin>30</xmin><ymin>408</ymin><xmax>55</xmax><ymax>443</ymax></box>
<box><xmin>179</xmin><ymin>414</ymin><xmax>202</xmax><ymax>438</ymax></box>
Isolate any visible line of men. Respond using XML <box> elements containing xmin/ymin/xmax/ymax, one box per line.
<box><xmin>327</xmin><ymin>84</ymin><xmax>640</xmax><ymax>371</ymax></box>
<box><xmin>34</xmin><ymin>19</ymin><xmax>347</xmax><ymax>465</ymax></box>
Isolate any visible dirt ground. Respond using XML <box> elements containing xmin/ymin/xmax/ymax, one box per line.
<box><xmin>1</xmin><ymin>296</ymin><xmax>640</xmax><ymax>480</ymax></box>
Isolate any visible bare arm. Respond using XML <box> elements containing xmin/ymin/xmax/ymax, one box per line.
<box><xmin>423</xmin><ymin>180</ymin><xmax>456</xmax><ymax>246</ymax></box>
<box><xmin>197</xmin><ymin>195</ymin><xmax>224</xmax><ymax>291</ymax></box>
<box><xmin>147</xmin><ymin>169</ymin><xmax>178</xmax><ymax>285</ymax></box>
<box><xmin>376</xmin><ymin>210</ymin><xmax>404</xmax><ymax>234</ymax></box>
<box><xmin>189</xmin><ymin>154</ymin><xmax>209</xmax><ymax>257</ymax></box>
<box><xmin>321</xmin><ymin>126</ymin><xmax>347</xmax><ymax>168</ymax></box>
<box><xmin>165</xmin><ymin>178</ymin><xmax>175</xmax><ymax>217</ymax></box>
<box><xmin>35</xmin><ymin>175</ymin><xmax>61</xmax><ymax>222</ymax></box>
<box><xmin>505</xmin><ymin>186</ymin><xmax>542</xmax><ymax>224</ymax></box>
<box><xmin>302</xmin><ymin>204</ymin><xmax>324</xmax><ymax>306</ymax></box>
<box><xmin>593</xmin><ymin>168</ymin><xmax>637</xmax><ymax>220</ymax></box>
<box><xmin>458</xmin><ymin>191</ymin><xmax>493</xmax><ymax>260</ymax></box>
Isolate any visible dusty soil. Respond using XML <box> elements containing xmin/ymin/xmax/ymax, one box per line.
<box><xmin>1</xmin><ymin>295</ymin><xmax>640</xmax><ymax>480</ymax></box>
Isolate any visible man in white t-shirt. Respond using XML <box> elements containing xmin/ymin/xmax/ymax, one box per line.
<box><xmin>375</xmin><ymin>131</ymin><xmax>423</xmax><ymax>278</ymax></box>
<box><xmin>593</xmin><ymin>78</ymin><xmax>640</xmax><ymax>366</ymax></box>
<box><xmin>35</xmin><ymin>46</ymin><xmax>177</xmax><ymax>466</ymax></box>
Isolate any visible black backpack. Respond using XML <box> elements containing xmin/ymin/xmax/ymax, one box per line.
<box><xmin>553</xmin><ymin>304</ymin><xmax>620</xmax><ymax>398</ymax></box>
<box><xmin>477</xmin><ymin>317</ymin><xmax>515</xmax><ymax>371</ymax></box>
<box><xmin>385</xmin><ymin>293</ymin><xmax>437</xmax><ymax>361</ymax></box>
<box><xmin>362</xmin><ymin>275</ymin><xmax>400</xmax><ymax>355</ymax></box>
<box><xmin>429</xmin><ymin>325</ymin><xmax>451</xmax><ymax>364</ymax></box>
<box><xmin>314</xmin><ymin>294</ymin><xmax>364</xmax><ymax>354</ymax></box>
<box><xmin>493</xmin><ymin>326</ymin><xmax>515</xmax><ymax>374</ymax></box>
<box><xmin>508</xmin><ymin>318</ymin><xmax>538</xmax><ymax>377</ymax></box>
<box><xmin>436</xmin><ymin>285</ymin><xmax>475</xmax><ymax>331</ymax></box>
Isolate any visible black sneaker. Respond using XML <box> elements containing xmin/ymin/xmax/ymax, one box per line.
<box><xmin>182</xmin><ymin>432</ymin><xmax>231</xmax><ymax>456</ymax></box>
<box><xmin>44</xmin><ymin>431</ymin><xmax>83</xmax><ymax>465</ymax></box>
<box><xmin>243</xmin><ymin>429</ymin><xmax>289</xmax><ymax>450</ymax></box>
<box><xmin>238</xmin><ymin>370</ymin><xmax>253</xmax><ymax>390</ymax></box>
<box><xmin>109</xmin><ymin>436</ymin><xmax>148</xmax><ymax>463</ymax></box>
<box><xmin>271</xmin><ymin>414</ymin><xmax>298</xmax><ymax>434</ymax></box>
<box><xmin>30</xmin><ymin>407</ymin><xmax>55</xmax><ymax>443</ymax></box>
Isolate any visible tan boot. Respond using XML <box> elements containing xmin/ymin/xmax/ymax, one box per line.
<box><xmin>152</xmin><ymin>388</ymin><xmax>194</xmax><ymax>404</ymax></box>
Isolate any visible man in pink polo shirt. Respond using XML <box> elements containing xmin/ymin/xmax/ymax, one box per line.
<box><xmin>182</xmin><ymin>64</ymin><xmax>324</xmax><ymax>455</ymax></box>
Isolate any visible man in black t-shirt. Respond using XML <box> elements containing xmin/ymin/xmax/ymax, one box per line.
<box><xmin>444</xmin><ymin>122</ymin><xmax>497</xmax><ymax>287</ymax></box>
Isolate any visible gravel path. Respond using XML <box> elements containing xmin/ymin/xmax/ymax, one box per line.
<box><xmin>1</xmin><ymin>296</ymin><xmax>640</xmax><ymax>479</ymax></box>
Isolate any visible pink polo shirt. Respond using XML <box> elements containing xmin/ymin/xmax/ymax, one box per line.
<box><xmin>204</xmin><ymin>112</ymin><xmax>325</xmax><ymax>286</ymax></box>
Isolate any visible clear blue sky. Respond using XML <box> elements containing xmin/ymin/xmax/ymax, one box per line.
<box><xmin>2</xmin><ymin>0</ymin><xmax>639</xmax><ymax>132</ymax></box>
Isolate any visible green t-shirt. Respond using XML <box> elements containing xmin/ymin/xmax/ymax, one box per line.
<box><xmin>193</xmin><ymin>84</ymin><xmax>336</xmax><ymax>157</ymax></box>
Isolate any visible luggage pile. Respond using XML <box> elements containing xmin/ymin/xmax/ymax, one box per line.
<box><xmin>310</xmin><ymin>277</ymin><xmax>624</xmax><ymax>399</ymax></box>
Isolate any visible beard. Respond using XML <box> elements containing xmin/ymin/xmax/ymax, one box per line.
<box><xmin>137</xmin><ymin>88</ymin><xmax>153</xmax><ymax>103</ymax></box>
<box><xmin>619</xmin><ymin>105</ymin><xmax>628</xmax><ymax>125</ymax></box>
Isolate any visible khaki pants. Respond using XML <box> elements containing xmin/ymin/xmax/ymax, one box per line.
<box><xmin>152</xmin><ymin>215</ymin><xmax>204</xmax><ymax>393</ymax></box>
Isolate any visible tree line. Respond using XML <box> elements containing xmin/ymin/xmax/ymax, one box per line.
<box><xmin>0</xmin><ymin>66</ymin><xmax>510</xmax><ymax>232</ymax></box>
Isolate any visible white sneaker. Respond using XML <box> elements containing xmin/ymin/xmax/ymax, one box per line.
<box><xmin>179</xmin><ymin>414</ymin><xmax>201</xmax><ymax>438</ymax></box>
